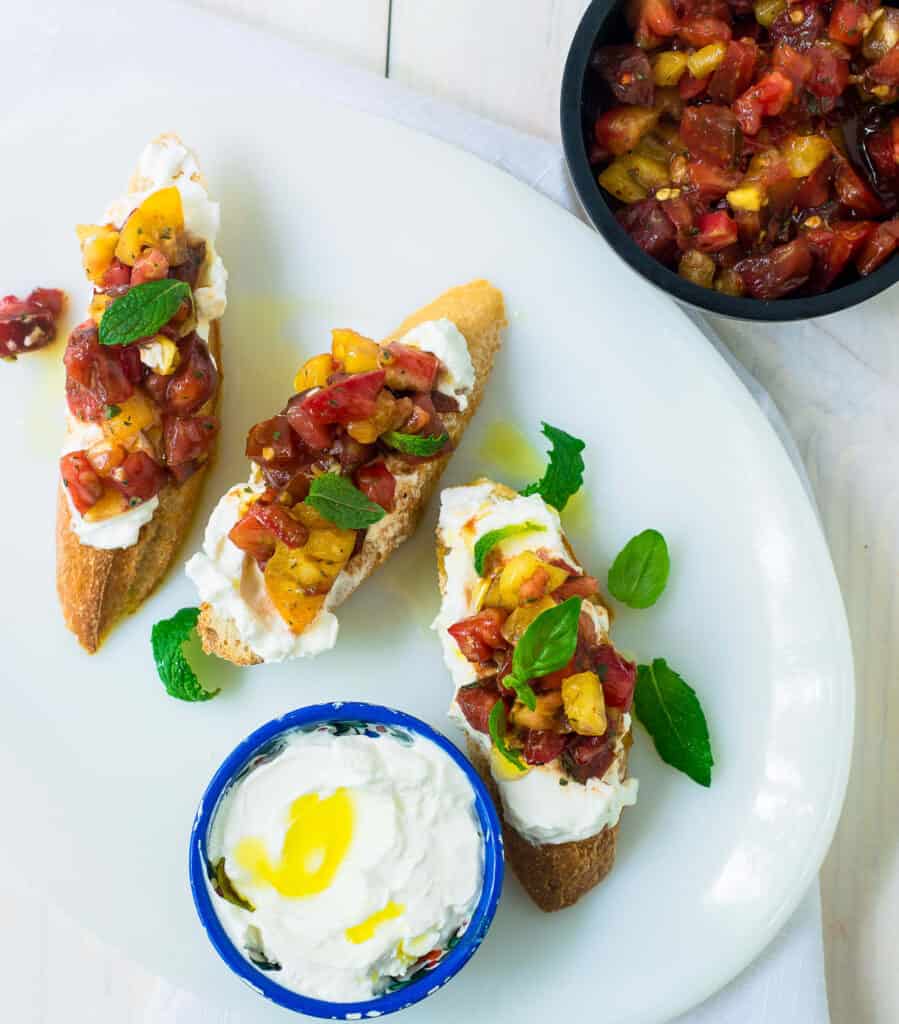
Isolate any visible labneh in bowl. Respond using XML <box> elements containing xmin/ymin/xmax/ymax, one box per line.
<box><xmin>189</xmin><ymin>702</ymin><xmax>504</xmax><ymax>1020</ymax></box>
<box><xmin>560</xmin><ymin>0</ymin><xmax>899</xmax><ymax>321</ymax></box>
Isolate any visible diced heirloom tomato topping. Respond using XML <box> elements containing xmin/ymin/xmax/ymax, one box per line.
<box><xmin>300</xmin><ymin>369</ymin><xmax>386</xmax><ymax>425</ymax></box>
<box><xmin>229</xmin><ymin>502</ymin><xmax>310</xmax><ymax>568</ymax></box>
<box><xmin>448</xmin><ymin>609</ymin><xmax>509</xmax><ymax>664</ymax></box>
<box><xmin>353</xmin><ymin>460</ymin><xmax>397</xmax><ymax>511</ymax></box>
<box><xmin>0</xmin><ymin>287</ymin><xmax>65</xmax><ymax>357</ymax></box>
<box><xmin>379</xmin><ymin>343</ymin><xmax>440</xmax><ymax>393</ymax></box>
<box><xmin>60</xmin><ymin>451</ymin><xmax>105</xmax><ymax>514</ymax></box>
<box><xmin>456</xmin><ymin>682</ymin><xmax>506</xmax><ymax>735</ymax></box>
<box><xmin>591</xmin><ymin>0</ymin><xmax>899</xmax><ymax>296</ymax></box>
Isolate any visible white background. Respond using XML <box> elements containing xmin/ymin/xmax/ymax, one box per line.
<box><xmin>4</xmin><ymin>2</ymin><xmax>897</xmax><ymax>1022</ymax></box>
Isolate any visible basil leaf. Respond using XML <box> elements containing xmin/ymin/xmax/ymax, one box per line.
<box><xmin>608</xmin><ymin>529</ymin><xmax>670</xmax><ymax>609</ymax></box>
<box><xmin>382</xmin><ymin>431</ymin><xmax>449</xmax><ymax>456</ymax></box>
<box><xmin>488</xmin><ymin>700</ymin><xmax>526</xmax><ymax>771</ymax></box>
<box><xmin>634</xmin><ymin>659</ymin><xmax>713</xmax><ymax>787</ymax></box>
<box><xmin>305</xmin><ymin>472</ymin><xmax>386</xmax><ymax>529</ymax></box>
<box><xmin>520</xmin><ymin>422</ymin><xmax>586</xmax><ymax>511</ymax></box>
<box><xmin>151</xmin><ymin>607</ymin><xmax>219</xmax><ymax>702</ymax></box>
<box><xmin>506</xmin><ymin>597</ymin><xmax>582</xmax><ymax>705</ymax></box>
<box><xmin>99</xmin><ymin>279</ymin><xmax>191</xmax><ymax>347</ymax></box>
<box><xmin>473</xmin><ymin>521</ymin><xmax>547</xmax><ymax>576</ymax></box>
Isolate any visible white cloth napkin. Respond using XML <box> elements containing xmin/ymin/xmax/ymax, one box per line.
<box><xmin>8</xmin><ymin>2</ymin><xmax>830</xmax><ymax>1020</ymax></box>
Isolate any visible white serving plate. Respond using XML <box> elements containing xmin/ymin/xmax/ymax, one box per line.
<box><xmin>0</xmin><ymin>4</ymin><xmax>852</xmax><ymax>1021</ymax></box>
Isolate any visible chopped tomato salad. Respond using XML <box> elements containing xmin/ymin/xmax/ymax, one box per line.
<box><xmin>450</xmin><ymin>551</ymin><xmax>636</xmax><ymax>783</ymax></box>
<box><xmin>60</xmin><ymin>189</ymin><xmax>220</xmax><ymax>520</ymax></box>
<box><xmin>589</xmin><ymin>0</ymin><xmax>899</xmax><ymax>298</ymax></box>
<box><xmin>1</xmin><ymin>288</ymin><xmax>65</xmax><ymax>357</ymax></box>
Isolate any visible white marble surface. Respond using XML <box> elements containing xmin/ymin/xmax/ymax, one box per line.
<box><xmin>2</xmin><ymin>2</ymin><xmax>896</xmax><ymax>1022</ymax></box>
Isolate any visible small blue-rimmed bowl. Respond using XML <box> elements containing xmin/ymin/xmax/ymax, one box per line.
<box><xmin>188</xmin><ymin>701</ymin><xmax>504</xmax><ymax>1020</ymax></box>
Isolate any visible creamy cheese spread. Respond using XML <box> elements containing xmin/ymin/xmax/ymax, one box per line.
<box><xmin>434</xmin><ymin>481</ymin><xmax>638</xmax><ymax>845</ymax></box>
<box><xmin>185</xmin><ymin>481</ymin><xmax>339</xmax><ymax>664</ymax></box>
<box><xmin>206</xmin><ymin>725</ymin><xmax>484</xmax><ymax>1002</ymax></box>
<box><xmin>397</xmin><ymin>318</ymin><xmax>474</xmax><ymax>410</ymax></box>
<box><xmin>64</xmin><ymin>135</ymin><xmax>227</xmax><ymax>551</ymax></box>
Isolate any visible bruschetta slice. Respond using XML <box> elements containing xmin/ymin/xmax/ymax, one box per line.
<box><xmin>434</xmin><ymin>480</ymin><xmax>638</xmax><ymax>911</ymax></box>
<box><xmin>57</xmin><ymin>134</ymin><xmax>226</xmax><ymax>652</ymax></box>
<box><xmin>187</xmin><ymin>280</ymin><xmax>505</xmax><ymax>666</ymax></box>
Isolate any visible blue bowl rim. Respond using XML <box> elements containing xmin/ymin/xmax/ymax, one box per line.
<box><xmin>560</xmin><ymin>0</ymin><xmax>899</xmax><ymax>322</ymax></box>
<box><xmin>188</xmin><ymin>701</ymin><xmax>505</xmax><ymax>1020</ymax></box>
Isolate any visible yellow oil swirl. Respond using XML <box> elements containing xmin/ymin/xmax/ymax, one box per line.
<box><xmin>478</xmin><ymin>421</ymin><xmax>544</xmax><ymax>482</ymax></box>
<box><xmin>345</xmin><ymin>901</ymin><xmax>405</xmax><ymax>944</ymax></box>
<box><xmin>234</xmin><ymin>788</ymin><xmax>353</xmax><ymax>898</ymax></box>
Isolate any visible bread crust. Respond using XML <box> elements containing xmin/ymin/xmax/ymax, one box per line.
<box><xmin>198</xmin><ymin>279</ymin><xmax>506</xmax><ymax>665</ymax></box>
<box><xmin>57</xmin><ymin>322</ymin><xmax>220</xmax><ymax>652</ymax></box>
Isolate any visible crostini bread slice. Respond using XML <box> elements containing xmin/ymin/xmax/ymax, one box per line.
<box><xmin>58</xmin><ymin>323</ymin><xmax>220</xmax><ymax>653</ymax></box>
<box><xmin>466</xmin><ymin>737</ymin><xmax>625</xmax><ymax>913</ymax></box>
<box><xmin>196</xmin><ymin>279</ymin><xmax>506</xmax><ymax>666</ymax></box>
<box><xmin>436</xmin><ymin>509</ymin><xmax>628</xmax><ymax>912</ymax></box>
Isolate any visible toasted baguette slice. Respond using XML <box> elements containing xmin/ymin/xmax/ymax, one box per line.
<box><xmin>57</xmin><ymin>136</ymin><xmax>223</xmax><ymax>652</ymax></box>
<box><xmin>435</xmin><ymin>483</ymin><xmax>632</xmax><ymax>912</ymax></box>
<box><xmin>197</xmin><ymin>279</ymin><xmax>506</xmax><ymax>666</ymax></box>
<box><xmin>58</xmin><ymin>326</ymin><xmax>220</xmax><ymax>653</ymax></box>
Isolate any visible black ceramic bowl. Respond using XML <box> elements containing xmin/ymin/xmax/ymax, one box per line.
<box><xmin>560</xmin><ymin>0</ymin><xmax>899</xmax><ymax>321</ymax></box>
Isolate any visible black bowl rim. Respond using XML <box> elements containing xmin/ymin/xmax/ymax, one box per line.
<box><xmin>560</xmin><ymin>0</ymin><xmax>899</xmax><ymax>322</ymax></box>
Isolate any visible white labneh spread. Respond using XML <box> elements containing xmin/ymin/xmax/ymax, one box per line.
<box><xmin>186</xmin><ymin>319</ymin><xmax>474</xmax><ymax>663</ymax></box>
<box><xmin>433</xmin><ymin>481</ymin><xmax>638</xmax><ymax>845</ymax></box>
<box><xmin>397</xmin><ymin>318</ymin><xmax>475</xmax><ymax>410</ymax></box>
<box><xmin>206</xmin><ymin>726</ymin><xmax>483</xmax><ymax>1003</ymax></box>
<box><xmin>185</xmin><ymin>483</ymin><xmax>339</xmax><ymax>664</ymax></box>
<box><xmin>64</xmin><ymin>135</ymin><xmax>227</xmax><ymax>551</ymax></box>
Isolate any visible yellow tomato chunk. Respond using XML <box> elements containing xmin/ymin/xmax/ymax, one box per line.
<box><xmin>686</xmin><ymin>42</ymin><xmax>727</xmax><ymax>80</ymax></box>
<box><xmin>653</xmin><ymin>51</ymin><xmax>689</xmax><ymax>86</ymax></box>
<box><xmin>598</xmin><ymin>154</ymin><xmax>670</xmax><ymax>204</ymax></box>
<box><xmin>331</xmin><ymin>329</ymin><xmax>380</xmax><ymax>372</ymax></box>
<box><xmin>103</xmin><ymin>391</ymin><xmax>159</xmax><ymax>442</ymax></box>
<box><xmin>115</xmin><ymin>187</ymin><xmax>185</xmax><ymax>266</ymax></box>
<box><xmin>562</xmin><ymin>672</ymin><xmax>608</xmax><ymax>736</ymax></box>
<box><xmin>782</xmin><ymin>135</ymin><xmax>832</xmax><ymax>178</ymax></box>
<box><xmin>294</xmin><ymin>353</ymin><xmax>334</xmax><ymax>392</ymax></box>
<box><xmin>77</xmin><ymin>225</ymin><xmax>120</xmax><ymax>284</ymax></box>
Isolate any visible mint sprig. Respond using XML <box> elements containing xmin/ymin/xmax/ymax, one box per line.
<box><xmin>520</xmin><ymin>422</ymin><xmax>585</xmax><ymax>511</ymax></box>
<box><xmin>505</xmin><ymin>596</ymin><xmax>583</xmax><ymax>710</ymax></box>
<box><xmin>473</xmin><ymin>521</ymin><xmax>546</xmax><ymax>576</ymax></box>
<box><xmin>306</xmin><ymin>472</ymin><xmax>386</xmax><ymax>529</ymax></box>
<box><xmin>151</xmin><ymin>607</ymin><xmax>219</xmax><ymax>702</ymax></box>
<box><xmin>382</xmin><ymin>431</ymin><xmax>449</xmax><ymax>456</ymax></box>
<box><xmin>608</xmin><ymin>529</ymin><xmax>670</xmax><ymax>609</ymax></box>
<box><xmin>634</xmin><ymin>658</ymin><xmax>713</xmax><ymax>786</ymax></box>
<box><xmin>488</xmin><ymin>700</ymin><xmax>526</xmax><ymax>770</ymax></box>
<box><xmin>99</xmin><ymin>278</ymin><xmax>191</xmax><ymax>347</ymax></box>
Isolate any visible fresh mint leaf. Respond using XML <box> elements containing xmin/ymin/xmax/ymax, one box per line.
<box><xmin>520</xmin><ymin>422</ymin><xmax>585</xmax><ymax>511</ymax></box>
<box><xmin>634</xmin><ymin>658</ymin><xmax>713</xmax><ymax>787</ymax></box>
<box><xmin>382</xmin><ymin>431</ymin><xmax>449</xmax><ymax>456</ymax></box>
<box><xmin>473</xmin><ymin>521</ymin><xmax>547</xmax><ymax>576</ymax></box>
<box><xmin>608</xmin><ymin>529</ymin><xmax>670</xmax><ymax>609</ymax></box>
<box><xmin>305</xmin><ymin>472</ymin><xmax>385</xmax><ymax>529</ymax></box>
<box><xmin>506</xmin><ymin>597</ymin><xmax>583</xmax><ymax>708</ymax></box>
<box><xmin>488</xmin><ymin>700</ymin><xmax>526</xmax><ymax>771</ymax></box>
<box><xmin>151</xmin><ymin>607</ymin><xmax>218</xmax><ymax>702</ymax></box>
<box><xmin>99</xmin><ymin>278</ymin><xmax>191</xmax><ymax>347</ymax></box>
